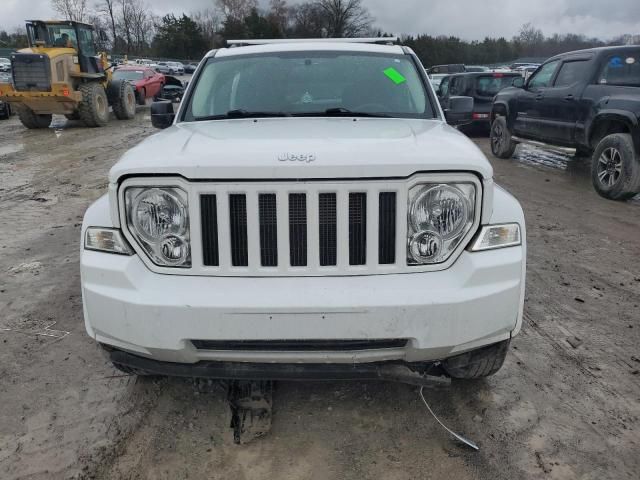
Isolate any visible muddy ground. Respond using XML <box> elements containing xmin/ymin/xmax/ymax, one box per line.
<box><xmin>0</xmin><ymin>111</ymin><xmax>639</xmax><ymax>480</ymax></box>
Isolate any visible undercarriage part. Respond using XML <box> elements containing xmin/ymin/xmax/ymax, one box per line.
<box><xmin>227</xmin><ymin>380</ymin><xmax>273</xmax><ymax>444</ymax></box>
<box><xmin>419</xmin><ymin>386</ymin><xmax>479</xmax><ymax>451</ymax></box>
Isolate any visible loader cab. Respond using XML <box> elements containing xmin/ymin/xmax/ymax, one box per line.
<box><xmin>25</xmin><ymin>20</ymin><xmax>102</xmax><ymax>74</ymax></box>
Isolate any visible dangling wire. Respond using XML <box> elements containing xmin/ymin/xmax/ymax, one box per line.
<box><xmin>419</xmin><ymin>386</ymin><xmax>479</xmax><ymax>451</ymax></box>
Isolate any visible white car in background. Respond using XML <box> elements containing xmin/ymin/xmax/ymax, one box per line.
<box><xmin>81</xmin><ymin>38</ymin><xmax>526</xmax><ymax>383</ymax></box>
<box><xmin>167</xmin><ymin>61</ymin><xmax>185</xmax><ymax>75</ymax></box>
<box><xmin>0</xmin><ymin>58</ymin><xmax>11</xmax><ymax>72</ymax></box>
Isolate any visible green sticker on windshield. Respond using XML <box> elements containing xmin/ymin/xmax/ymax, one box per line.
<box><xmin>384</xmin><ymin>67</ymin><xmax>406</xmax><ymax>85</ymax></box>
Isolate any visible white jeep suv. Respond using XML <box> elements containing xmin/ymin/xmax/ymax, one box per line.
<box><xmin>81</xmin><ymin>39</ymin><xmax>525</xmax><ymax>382</ymax></box>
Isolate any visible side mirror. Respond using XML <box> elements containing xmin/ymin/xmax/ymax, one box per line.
<box><xmin>444</xmin><ymin>96</ymin><xmax>473</xmax><ymax>126</ymax></box>
<box><xmin>512</xmin><ymin>77</ymin><xmax>525</xmax><ymax>88</ymax></box>
<box><xmin>151</xmin><ymin>101</ymin><xmax>175</xmax><ymax>129</ymax></box>
<box><xmin>99</xmin><ymin>30</ymin><xmax>108</xmax><ymax>42</ymax></box>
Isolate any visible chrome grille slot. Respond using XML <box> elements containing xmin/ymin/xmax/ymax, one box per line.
<box><xmin>229</xmin><ymin>194</ymin><xmax>248</xmax><ymax>267</ymax></box>
<box><xmin>378</xmin><ymin>192</ymin><xmax>396</xmax><ymax>264</ymax></box>
<box><xmin>200</xmin><ymin>195</ymin><xmax>219</xmax><ymax>266</ymax></box>
<box><xmin>288</xmin><ymin>193</ymin><xmax>307</xmax><ymax>267</ymax></box>
<box><xmin>318</xmin><ymin>193</ymin><xmax>337</xmax><ymax>266</ymax></box>
<box><xmin>258</xmin><ymin>194</ymin><xmax>278</xmax><ymax>267</ymax></box>
<box><xmin>348</xmin><ymin>193</ymin><xmax>367</xmax><ymax>266</ymax></box>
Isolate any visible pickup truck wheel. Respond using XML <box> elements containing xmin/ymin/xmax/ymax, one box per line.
<box><xmin>17</xmin><ymin>106</ymin><xmax>52</xmax><ymax>129</ymax></box>
<box><xmin>490</xmin><ymin>116</ymin><xmax>516</xmax><ymax>159</ymax></box>
<box><xmin>442</xmin><ymin>340</ymin><xmax>510</xmax><ymax>379</ymax></box>
<box><xmin>591</xmin><ymin>133</ymin><xmax>640</xmax><ymax>201</ymax></box>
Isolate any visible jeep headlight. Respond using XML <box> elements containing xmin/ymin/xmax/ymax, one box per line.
<box><xmin>125</xmin><ymin>187</ymin><xmax>191</xmax><ymax>267</ymax></box>
<box><xmin>407</xmin><ymin>183</ymin><xmax>475</xmax><ymax>264</ymax></box>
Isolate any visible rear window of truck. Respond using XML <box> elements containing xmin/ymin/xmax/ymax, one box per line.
<box><xmin>475</xmin><ymin>74</ymin><xmax>518</xmax><ymax>97</ymax></box>
<box><xmin>598</xmin><ymin>52</ymin><xmax>640</xmax><ymax>87</ymax></box>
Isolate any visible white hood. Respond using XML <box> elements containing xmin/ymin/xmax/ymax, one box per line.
<box><xmin>109</xmin><ymin>117</ymin><xmax>493</xmax><ymax>183</ymax></box>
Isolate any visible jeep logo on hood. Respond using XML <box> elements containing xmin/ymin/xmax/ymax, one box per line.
<box><xmin>278</xmin><ymin>153</ymin><xmax>316</xmax><ymax>163</ymax></box>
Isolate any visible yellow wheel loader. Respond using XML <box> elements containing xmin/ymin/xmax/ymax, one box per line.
<box><xmin>0</xmin><ymin>20</ymin><xmax>136</xmax><ymax>129</ymax></box>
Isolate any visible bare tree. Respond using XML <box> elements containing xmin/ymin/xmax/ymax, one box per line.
<box><xmin>268</xmin><ymin>0</ymin><xmax>289</xmax><ymax>33</ymax></box>
<box><xmin>216</xmin><ymin>0</ymin><xmax>258</xmax><ymax>21</ymax></box>
<box><xmin>315</xmin><ymin>0</ymin><xmax>372</xmax><ymax>38</ymax></box>
<box><xmin>98</xmin><ymin>0</ymin><xmax>118</xmax><ymax>49</ymax></box>
<box><xmin>193</xmin><ymin>9</ymin><xmax>223</xmax><ymax>46</ymax></box>
<box><xmin>51</xmin><ymin>0</ymin><xmax>88</xmax><ymax>22</ymax></box>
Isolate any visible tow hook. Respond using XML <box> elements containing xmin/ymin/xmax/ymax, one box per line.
<box><xmin>227</xmin><ymin>380</ymin><xmax>274</xmax><ymax>444</ymax></box>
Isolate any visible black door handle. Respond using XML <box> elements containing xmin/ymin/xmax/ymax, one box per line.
<box><xmin>535</xmin><ymin>95</ymin><xmax>544</xmax><ymax>100</ymax></box>
<box><xmin>565</xmin><ymin>94</ymin><xmax>575</xmax><ymax>101</ymax></box>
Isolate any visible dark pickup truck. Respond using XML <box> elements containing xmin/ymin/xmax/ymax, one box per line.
<box><xmin>490</xmin><ymin>45</ymin><xmax>640</xmax><ymax>201</ymax></box>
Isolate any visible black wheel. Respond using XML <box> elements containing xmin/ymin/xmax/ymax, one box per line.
<box><xmin>64</xmin><ymin>112</ymin><xmax>80</xmax><ymax>121</ymax></box>
<box><xmin>78</xmin><ymin>82</ymin><xmax>109</xmax><ymax>127</ymax></box>
<box><xmin>136</xmin><ymin>88</ymin><xmax>146</xmax><ymax>106</ymax></box>
<box><xmin>591</xmin><ymin>133</ymin><xmax>640</xmax><ymax>201</ymax></box>
<box><xmin>109</xmin><ymin>80</ymin><xmax>136</xmax><ymax>120</ymax></box>
<box><xmin>490</xmin><ymin>116</ymin><xmax>517</xmax><ymax>159</ymax></box>
<box><xmin>17</xmin><ymin>106</ymin><xmax>52</xmax><ymax>129</ymax></box>
<box><xmin>442</xmin><ymin>340</ymin><xmax>510</xmax><ymax>379</ymax></box>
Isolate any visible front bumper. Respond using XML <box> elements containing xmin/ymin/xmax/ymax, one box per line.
<box><xmin>82</xmin><ymin>243</ymin><xmax>524</xmax><ymax>365</ymax></box>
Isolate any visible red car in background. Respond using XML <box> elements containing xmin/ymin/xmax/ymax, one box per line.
<box><xmin>113</xmin><ymin>66</ymin><xmax>165</xmax><ymax>105</ymax></box>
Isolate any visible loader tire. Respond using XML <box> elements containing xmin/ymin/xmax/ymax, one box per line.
<box><xmin>65</xmin><ymin>112</ymin><xmax>80</xmax><ymax>121</ymax></box>
<box><xmin>78</xmin><ymin>82</ymin><xmax>109</xmax><ymax>127</ymax></box>
<box><xmin>443</xmin><ymin>340</ymin><xmax>510</xmax><ymax>379</ymax></box>
<box><xmin>109</xmin><ymin>80</ymin><xmax>136</xmax><ymax>120</ymax></box>
<box><xmin>17</xmin><ymin>106</ymin><xmax>52</xmax><ymax>129</ymax></box>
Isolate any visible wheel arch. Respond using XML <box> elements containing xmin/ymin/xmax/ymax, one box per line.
<box><xmin>588</xmin><ymin>111</ymin><xmax>639</xmax><ymax>153</ymax></box>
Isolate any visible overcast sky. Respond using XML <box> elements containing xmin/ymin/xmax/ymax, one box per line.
<box><xmin>3</xmin><ymin>0</ymin><xmax>640</xmax><ymax>40</ymax></box>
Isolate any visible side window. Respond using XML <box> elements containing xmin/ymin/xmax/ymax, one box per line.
<box><xmin>554</xmin><ymin>60</ymin><xmax>589</xmax><ymax>87</ymax></box>
<box><xmin>597</xmin><ymin>53</ymin><xmax>640</xmax><ymax>87</ymax></box>
<box><xmin>449</xmin><ymin>76</ymin><xmax>462</xmax><ymax>95</ymax></box>
<box><xmin>528</xmin><ymin>60</ymin><xmax>560</xmax><ymax>89</ymax></box>
<box><xmin>439</xmin><ymin>76</ymin><xmax>450</xmax><ymax>96</ymax></box>
<box><xmin>76</xmin><ymin>27</ymin><xmax>96</xmax><ymax>56</ymax></box>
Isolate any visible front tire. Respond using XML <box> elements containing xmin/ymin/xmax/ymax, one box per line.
<box><xmin>490</xmin><ymin>116</ymin><xmax>517</xmax><ymax>159</ymax></box>
<box><xmin>591</xmin><ymin>133</ymin><xmax>640</xmax><ymax>201</ymax></box>
<box><xmin>17</xmin><ymin>106</ymin><xmax>52</xmax><ymax>129</ymax></box>
<box><xmin>443</xmin><ymin>340</ymin><xmax>510</xmax><ymax>379</ymax></box>
<box><xmin>78</xmin><ymin>82</ymin><xmax>109</xmax><ymax>127</ymax></box>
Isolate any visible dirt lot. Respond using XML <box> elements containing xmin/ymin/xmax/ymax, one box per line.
<box><xmin>0</xmin><ymin>112</ymin><xmax>639</xmax><ymax>480</ymax></box>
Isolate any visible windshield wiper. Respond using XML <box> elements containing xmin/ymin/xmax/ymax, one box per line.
<box><xmin>296</xmin><ymin>108</ymin><xmax>392</xmax><ymax>118</ymax></box>
<box><xmin>194</xmin><ymin>109</ymin><xmax>291</xmax><ymax>121</ymax></box>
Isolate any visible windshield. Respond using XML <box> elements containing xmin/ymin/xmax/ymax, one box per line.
<box><xmin>475</xmin><ymin>74</ymin><xmax>518</xmax><ymax>97</ymax></box>
<box><xmin>184</xmin><ymin>51</ymin><xmax>433</xmax><ymax>120</ymax></box>
<box><xmin>29</xmin><ymin>23</ymin><xmax>78</xmax><ymax>49</ymax></box>
<box><xmin>114</xmin><ymin>70</ymin><xmax>144</xmax><ymax>81</ymax></box>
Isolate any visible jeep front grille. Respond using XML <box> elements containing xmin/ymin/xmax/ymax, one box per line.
<box><xmin>200</xmin><ymin>186</ymin><xmax>398</xmax><ymax>273</ymax></box>
<box><xmin>11</xmin><ymin>54</ymin><xmax>51</xmax><ymax>92</ymax></box>
<box><xmin>118</xmin><ymin>175</ymin><xmax>483</xmax><ymax>276</ymax></box>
